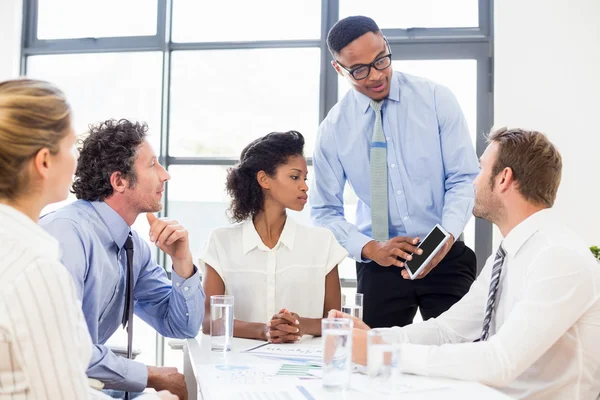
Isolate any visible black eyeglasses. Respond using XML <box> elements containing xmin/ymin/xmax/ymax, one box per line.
<box><xmin>336</xmin><ymin>40</ymin><xmax>393</xmax><ymax>81</ymax></box>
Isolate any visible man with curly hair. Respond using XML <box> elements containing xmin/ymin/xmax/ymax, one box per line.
<box><xmin>41</xmin><ymin>119</ymin><xmax>204</xmax><ymax>399</ymax></box>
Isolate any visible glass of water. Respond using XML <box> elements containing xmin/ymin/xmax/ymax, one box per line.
<box><xmin>367</xmin><ymin>329</ymin><xmax>400</xmax><ymax>394</ymax></box>
<box><xmin>342</xmin><ymin>292</ymin><xmax>364</xmax><ymax>320</ymax></box>
<box><xmin>321</xmin><ymin>318</ymin><xmax>353</xmax><ymax>391</ymax></box>
<box><xmin>210</xmin><ymin>295</ymin><xmax>234</xmax><ymax>352</ymax></box>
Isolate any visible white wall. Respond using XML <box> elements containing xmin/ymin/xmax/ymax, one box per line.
<box><xmin>0</xmin><ymin>0</ymin><xmax>23</xmax><ymax>81</ymax></box>
<box><xmin>494</xmin><ymin>0</ymin><xmax>600</xmax><ymax>247</ymax></box>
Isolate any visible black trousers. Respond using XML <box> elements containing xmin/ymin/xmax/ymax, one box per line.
<box><xmin>356</xmin><ymin>241</ymin><xmax>477</xmax><ymax>328</ymax></box>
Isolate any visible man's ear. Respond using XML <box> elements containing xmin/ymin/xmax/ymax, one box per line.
<box><xmin>331</xmin><ymin>60</ymin><xmax>344</xmax><ymax>77</ymax></box>
<box><xmin>497</xmin><ymin>167</ymin><xmax>514</xmax><ymax>193</ymax></box>
<box><xmin>110</xmin><ymin>171</ymin><xmax>129</xmax><ymax>194</ymax></box>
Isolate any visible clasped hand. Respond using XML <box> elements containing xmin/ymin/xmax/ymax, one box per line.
<box><xmin>267</xmin><ymin>308</ymin><xmax>304</xmax><ymax>343</ymax></box>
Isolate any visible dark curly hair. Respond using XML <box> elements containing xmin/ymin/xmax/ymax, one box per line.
<box><xmin>72</xmin><ymin>119</ymin><xmax>148</xmax><ymax>201</ymax></box>
<box><xmin>327</xmin><ymin>16</ymin><xmax>381</xmax><ymax>56</ymax></box>
<box><xmin>226</xmin><ymin>131</ymin><xmax>305</xmax><ymax>223</ymax></box>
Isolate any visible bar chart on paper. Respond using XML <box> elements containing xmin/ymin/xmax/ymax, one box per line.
<box><xmin>243</xmin><ymin>343</ymin><xmax>323</xmax><ymax>365</ymax></box>
<box><xmin>196</xmin><ymin>363</ymin><xmax>320</xmax><ymax>400</ymax></box>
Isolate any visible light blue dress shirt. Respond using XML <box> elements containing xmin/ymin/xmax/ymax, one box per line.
<box><xmin>311</xmin><ymin>71</ymin><xmax>479</xmax><ymax>262</ymax></box>
<box><xmin>40</xmin><ymin>200</ymin><xmax>205</xmax><ymax>392</ymax></box>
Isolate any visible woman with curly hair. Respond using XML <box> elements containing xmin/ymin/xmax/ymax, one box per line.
<box><xmin>200</xmin><ymin>131</ymin><xmax>347</xmax><ymax>343</ymax></box>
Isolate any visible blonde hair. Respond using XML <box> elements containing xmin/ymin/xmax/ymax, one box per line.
<box><xmin>0</xmin><ymin>79</ymin><xmax>72</xmax><ymax>200</ymax></box>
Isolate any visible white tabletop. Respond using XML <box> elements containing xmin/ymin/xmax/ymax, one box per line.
<box><xmin>184</xmin><ymin>335</ymin><xmax>512</xmax><ymax>400</ymax></box>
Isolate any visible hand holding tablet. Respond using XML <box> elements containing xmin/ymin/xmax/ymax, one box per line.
<box><xmin>402</xmin><ymin>224</ymin><xmax>452</xmax><ymax>280</ymax></box>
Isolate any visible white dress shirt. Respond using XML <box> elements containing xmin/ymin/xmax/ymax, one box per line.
<box><xmin>0</xmin><ymin>204</ymin><xmax>157</xmax><ymax>400</ymax></box>
<box><xmin>200</xmin><ymin>217</ymin><xmax>348</xmax><ymax>323</ymax></box>
<box><xmin>395</xmin><ymin>209</ymin><xmax>600</xmax><ymax>399</ymax></box>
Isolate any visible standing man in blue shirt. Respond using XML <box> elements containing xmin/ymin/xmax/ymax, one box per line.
<box><xmin>41</xmin><ymin>119</ymin><xmax>204</xmax><ymax>399</ymax></box>
<box><xmin>312</xmin><ymin>16</ymin><xmax>479</xmax><ymax>328</ymax></box>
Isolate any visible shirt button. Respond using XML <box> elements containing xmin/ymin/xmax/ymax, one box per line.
<box><xmin>403</xmin><ymin>216</ymin><xmax>409</xmax><ymax>221</ymax></box>
<box><xmin>184</xmin><ymin>287</ymin><xmax>189</xmax><ymax>291</ymax></box>
<box><xmin>185</xmin><ymin>312</ymin><xmax>189</xmax><ymax>316</ymax></box>
<box><xmin>176</xmin><ymin>282</ymin><xmax>181</xmax><ymax>287</ymax></box>
<box><xmin>391</xmin><ymin>164</ymin><xmax>396</xmax><ymax>168</ymax></box>
<box><xmin>386</xmin><ymin>137</ymin><xmax>390</xmax><ymax>141</ymax></box>
<box><xmin>397</xmin><ymin>190</ymin><xmax>402</xmax><ymax>195</ymax></box>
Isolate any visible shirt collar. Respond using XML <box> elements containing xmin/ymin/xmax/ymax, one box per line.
<box><xmin>353</xmin><ymin>71</ymin><xmax>401</xmax><ymax>114</ymax></box>
<box><xmin>502</xmin><ymin>208</ymin><xmax>555</xmax><ymax>256</ymax></box>
<box><xmin>0</xmin><ymin>203</ymin><xmax>60</xmax><ymax>261</ymax></box>
<box><xmin>242</xmin><ymin>216</ymin><xmax>297</xmax><ymax>254</ymax></box>
<box><xmin>90</xmin><ymin>201</ymin><xmax>131</xmax><ymax>249</ymax></box>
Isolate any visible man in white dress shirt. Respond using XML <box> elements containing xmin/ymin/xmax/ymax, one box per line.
<box><xmin>332</xmin><ymin>127</ymin><xmax>600</xmax><ymax>399</ymax></box>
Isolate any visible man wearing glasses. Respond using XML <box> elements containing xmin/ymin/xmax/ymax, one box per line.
<box><xmin>311</xmin><ymin>16</ymin><xmax>479</xmax><ymax>328</ymax></box>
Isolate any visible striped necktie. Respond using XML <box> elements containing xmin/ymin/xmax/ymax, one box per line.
<box><xmin>480</xmin><ymin>244</ymin><xmax>507</xmax><ymax>341</ymax></box>
<box><xmin>369</xmin><ymin>99</ymin><xmax>389</xmax><ymax>242</ymax></box>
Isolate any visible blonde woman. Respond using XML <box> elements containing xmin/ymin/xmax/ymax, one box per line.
<box><xmin>0</xmin><ymin>79</ymin><xmax>175</xmax><ymax>400</ymax></box>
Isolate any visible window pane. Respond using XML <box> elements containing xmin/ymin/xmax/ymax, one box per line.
<box><xmin>37</xmin><ymin>0</ymin><xmax>157</xmax><ymax>40</ymax></box>
<box><xmin>172</xmin><ymin>0</ymin><xmax>321</xmax><ymax>42</ymax></box>
<box><xmin>167</xmin><ymin>165</ymin><xmax>231</xmax><ymax>269</ymax></box>
<box><xmin>338</xmin><ymin>59</ymin><xmax>477</xmax><ymax>251</ymax></box>
<box><xmin>169</xmin><ymin>48</ymin><xmax>320</xmax><ymax>157</ymax></box>
<box><xmin>27</xmin><ymin>52</ymin><xmax>163</xmax><ymax>153</ymax></box>
<box><xmin>339</xmin><ymin>0</ymin><xmax>478</xmax><ymax>29</ymax></box>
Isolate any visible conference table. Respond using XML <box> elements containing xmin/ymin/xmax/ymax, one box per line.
<box><xmin>183</xmin><ymin>334</ymin><xmax>512</xmax><ymax>400</ymax></box>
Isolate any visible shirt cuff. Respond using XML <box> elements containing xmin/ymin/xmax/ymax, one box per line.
<box><xmin>399</xmin><ymin>343</ymin><xmax>431</xmax><ymax>376</ymax></box>
<box><xmin>440</xmin><ymin>218</ymin><xmax>465</xmax><ymax>242</ymax></box>
<box><xmin>123</xmin><ymin>359</ymin><xmax>149</xmax><ymax>393</ymax></box>
<box><xmin>347</xmin><ymin>231</ymin><xmax>375</xmax><ymax>262</ymax></box>
<box><xmin>172</xmin><ymin>265</ymin><xmax>201</xmax><ymax>300</ymax></box>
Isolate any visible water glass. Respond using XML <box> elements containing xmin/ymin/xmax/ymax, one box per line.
<box><xmin>342</xmin><ymin>292</ymin><xmax>364</xmax><ymax>320</ymax></box>
<box><xmin>210</xmin><ymin>295</ymin><xmax>234</xmax><ymax>352</ymax></box>
<box><xmin>367</xmin><ymin>329</ymin><xmax>400</xmax><ymax>394</ymax></box>
<box><xmin>321</xmin><ymin>318</ymin><xmax>353</xmax><ymax>391</ymax></box>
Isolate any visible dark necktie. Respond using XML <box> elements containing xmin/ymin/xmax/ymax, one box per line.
<box><xmin>121</xmin><ymin>233</ymin><xmax>134</xmax><ymax>400</ymax></box>
<box><xmin>480</xmin><ymin>244</ymin><xmax>506</xmax><ymax>341</ymax></box>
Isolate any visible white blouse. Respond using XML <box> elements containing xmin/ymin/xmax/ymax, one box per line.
<box><xmin>200</xmin><ymin>217</ymin><xmax>348</xmax><ymax>323</ymax></box>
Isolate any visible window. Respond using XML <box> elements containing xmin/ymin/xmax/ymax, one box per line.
<box><xmin>169</xmin><ymin>48</ymin><xmax>320</xmax><ymax>157</ymax></box>
<box><xmin>22</xmin><ymin>0</ymin><xmax>492</xmax><ymax>369</ymax></box>
<box><xmin>339</xmin><ymin>0</ymin><xmax>479</xmax><ymax>29</ymax></box>
<box><xmin>172</xmin><ymin>0</ymin><xmax>321</xmax><ymax>42</ymax></box>
<box><xmin>37</xmin><ymin>0</ymin><xmax>157</xmax><ymax>39</ymax></box>
<box><xmin>27</xmin><ymin>52</ymin><xmax>163</xmax><ymax>152</ymax></box>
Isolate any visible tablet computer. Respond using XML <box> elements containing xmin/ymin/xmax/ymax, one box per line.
<box><xmin>404</xmin><ymin>224</ymin><xmax>451</xmax><ymax>280</ymax></box>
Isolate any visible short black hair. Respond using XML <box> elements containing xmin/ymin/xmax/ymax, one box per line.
<box><xmin>327</xmin><ymin>16</ymin><xmax>381</xmax><ymax>55</ymax></box>
<box><xmin>226</xmin><ymin>131</ymin><xmax>305</xmax><ymax>223</ymax></box>
<box><xmin>72</xmin><ymin>119</ymin><xmax>148</xmax><ymax>201</ymax></box>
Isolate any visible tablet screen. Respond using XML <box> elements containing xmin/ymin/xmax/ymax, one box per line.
<box><xmin>406</xmin><ymin>226</ymin><xmax>448</xmax><ymax>274</ymax></box>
